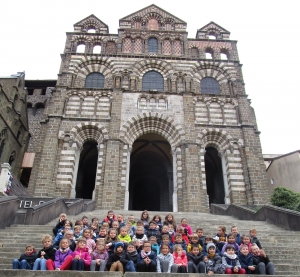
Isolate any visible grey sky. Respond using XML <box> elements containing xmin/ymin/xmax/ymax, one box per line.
<box><xmin>1</xmin><ymin>0</ymin><xmax>299</xmax><ymax>154</ymax></box>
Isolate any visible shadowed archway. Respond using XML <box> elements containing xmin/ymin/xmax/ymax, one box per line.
<box><xmin>75</xmin><ymin>140</ymin><xmax>98</xmax><ymax>199</ymax></box>
<box><xmin>205</xmin><ymin>147</ymin><xmax>225</xmax><ymax>204</ymax></box>
<box><xmin>129</xmin><ymin>134</ymin><xmax>173</xmax><ymax>211</ymax></box>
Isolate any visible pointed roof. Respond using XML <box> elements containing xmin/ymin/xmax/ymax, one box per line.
<box><xmin>196</xmin><ymin>21</ymin><xmax>230</xmax><ymax>39</ymax></box>
<box><xmin>74</xmin><ymin>14</ymin><xmax>109</xmax><ymax>34</ymax></box>
<box><xmin>119</xmin><ymin>4</ymin><xmax>187</xmax><ymax>31</ymax></box>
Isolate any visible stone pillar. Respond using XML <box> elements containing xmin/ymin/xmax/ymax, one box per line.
<box><xmin>101</xmin><ymin>140</ymin><xmax>121</xmax><ymax>209</ymax></box>
<box><xmin>172</xmin><ymin>148</ymin><xmax>178</xmax><ymax>212</ymax></box>
<box><xmin>219</xmin><ymin>152</ymin><xmax>231</xmax><ymax>204</ymax></box>
<box><xmin>184</xmin><ymin>144</ymin><xmax>203</xmax><ymax>212</ymax></box>
<box><xmin>0</xmin><ymin>163</ymin><xmax>11</xmax><ymax>195</ymax></box>
<box><xmin>124</xmin><ymin>146</ymin><xmax>131</xmax><ymax>210</ymax></box>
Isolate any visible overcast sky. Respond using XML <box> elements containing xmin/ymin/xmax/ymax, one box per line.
<box><xmin>1</xmin><ymin>0</ymin><xmax>299</xmax><ymax>154</ymax></box>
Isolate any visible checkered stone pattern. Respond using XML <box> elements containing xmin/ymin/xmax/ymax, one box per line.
<box><xmin>163</xmin><ymin>40</ymin><xmax>172</xmax><ymax>55</ymax></box>
<box><xmin>96</xmin><ymin>96</ymin><xmax>110</xmax><ymax>118</ymax></box>
<box><xmin>224</xmin><ymin>103</ymin><xmax>238</xmax><ymax>125</ymax></box>
<box><xmin>195</xmin><ymin>101</ymin><xmax>209</xmax><ymax>124</ymax></box>
<box><xmin>174</xmin><ymin>40</ymin><xmax>182</xmax><ymax>55</ymax></box>
<box><xmin>209</xmin><ymin>102</ymin><xmax>223</xmax><ymax>124</ymax></box>
<box><xmin>123</xmin><ymin>38</ymin><xmax>132</xmax><ymax>53</ymax></box>
<box><xmin>65</xmin><ymin>95</ymin><xmax>80</xmax><ymax>116</ymax></box>
<box><xmin>81</xmin><ymin>96</ymin><xmax>95</xmax><ymax>117</ymax></box>
<box><xmin>134</xmin><ymin>38</ymin><xmax>143</xmax><ymax>53</ymax></box>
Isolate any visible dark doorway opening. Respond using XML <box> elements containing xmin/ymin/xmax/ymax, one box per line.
<box><xmin>205</xmin><ymin>147</ymin><xmax>225</xmax><ymax>204</ymax></box>
<box><xmin>129</xmin><ymin>134</ymin><xmax>173</xmax><ymax>211</ymax></box>
<box><xmin>75</xmin><ymin>140</ymin><xmax>98</xmax><ymax>199</ymax></box>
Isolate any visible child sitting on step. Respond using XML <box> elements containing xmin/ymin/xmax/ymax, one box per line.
<box><xmin>33</xmin><ymin>234</ymin><xmax>56</xmax><ymax>270</ymax></box>
<box><xmin>238</xmin><ymin>244</ymin><xmax>255</xmax><ymax>274</ymax></box>
<box><xmin>203</xmin><ymin>242</ymin><xmax>225</xmax><ymax>274</ymax></box>
<box><xmin>172</xmin><ymin>244</ymin><xmax>188</xmax><ymax>273</ymax></box>
<box><xmin>222</xmin><ymin>245</ymin><xmax>246</xmax><ymax>274</ymax></box>
<box><xmin>46</xmin><ymin>238</ymin><xmax>73</xmax><ymax>270</ymax></box>
<box><xmin>221</xmin><ymin>233</ymin><xmax>239</xmax><ymax>254</ymax></box>
<box><xmin>214</xmin><ymin>225</ymin><xmax>227</xmax><ymax>252</ymax></box>
<box><xmin>90</xmin><ymin>241</ymin><xmax>108</xmax><ymax>271</ymax></box>
<box><xmin>12</xmin><ymin>244</ymin><xmax>37</xmax><ymax>270</ymax></box>
<box><xmin>71</xmin><ymin>237</ymin><xmax>91</xmax><ymax>271</ymax></box>
<box><xmin>52</xmin><ymin>213</ymin><xmax>66</xmax><ymax>236</ymax></box>
<box><xmin>250</xmin><ymin>228</ymin><xmax>262</xmax><ymax>249</ymax></box>
<box><xmin>187</xmin><ymin>233</ymin><xmax>203</xmax><ymax>253</ymax></box>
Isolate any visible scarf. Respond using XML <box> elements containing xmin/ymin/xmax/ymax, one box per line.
<box><xmin>224</xmin><ymin>252</ymin><xmax>237</xmax><ymax>259</ymax></box>
<box><xmin>140</xmin><ymin>250</ymin><xmax>151</xmax><ymax>259</ymax></box>
<box><xmin>114</xmin><ymin>250</ymin><xmax>124</xmax><ymax>257</ymax></box>
<box><xmin>59</xmin><ymin>247</ymin><xmax>70</xmax><ymax>253</ymax></box>
<box><xmin>135</xmin><ymin>233</ymin><xmax>145</xmax><ymax>239</ymax></box>
<box><xmin>127</xmin><ymin>250</ymin><xmax>138</xmax><ymax>257</ymax></box>
<box><xmin>208</xmin><ymin>253</ymin><xmax>215</xmax><ymax>259</ymax></box>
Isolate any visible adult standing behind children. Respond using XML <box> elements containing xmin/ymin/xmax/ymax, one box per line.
<box><xmin>251</xmin><ymin>244</ymin><xmax>275</xmax><ymax>275</ymax></box>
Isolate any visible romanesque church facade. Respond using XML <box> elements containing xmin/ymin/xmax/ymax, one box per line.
<box><xmin>26</xmin><ymin>5</ymin><xmax>269</xmax><ymax>212</ymax></box>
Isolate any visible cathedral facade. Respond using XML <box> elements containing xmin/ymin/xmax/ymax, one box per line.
<box><xmin>26</xmin><ymin>5</ymin><xmax>269</xmax><ymax>212</ymax></box>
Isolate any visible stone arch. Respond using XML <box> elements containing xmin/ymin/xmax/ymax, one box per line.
<box><xmin>70</xmin><ymin>122</ymin><xmax>109</xmax><ymax>145</ymax></box>
<box><xmin>132</xmin><ymin>59</ymin><xmax>174</xmax><ymax>78</ymax></box>
<box><xmin>71</xmin><ymin>57</ymin><xmax>113</xmax><ymax>88</ymax></box>
<box><xmin>120</xmin><ymin>112</ymin><xmax>185</xmax><ymax>149</ymax></box>
<box><xmin>197</xmin><ymin>128</ymin><xmax>246</xmax><ymax>204</ymax></box>
<box><xmin>55</xmin><ymin>122</ymin><xmax>109</xmax><ymax>201</ymax></box>
<box><xmin>196</xmin><ymin>128</ymin><xmax>233</xmax><ymax>153</ymax></box>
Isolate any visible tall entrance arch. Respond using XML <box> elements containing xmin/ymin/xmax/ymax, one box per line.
<box><xmin>120</xmin><ymin>112</ymin><xmax>186</xmax><ymax>212</ymax></box>
<box><xmin>129</xmin><ymin>134</ymin><xmax>172</xmax><ymax>211</ymax></box>
<box><xmin>75</xmin><ymin>140</ymin><xmax>98</xmax><ymax>199</ymax></box>
<box><xmin>205</xmin><ymin>147</ymin><xmax>225</xmax><ymax>204</ymax></box>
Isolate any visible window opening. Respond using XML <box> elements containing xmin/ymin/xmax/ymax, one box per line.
<box><xmin>201</xmin><ymin>77</ymin><xmax>220</xmax><ymax>94</ymax></box>
<box><xmin>85</xmin><ymin>73</ymin><xmax>105</xmax><ymax>88</ymax></box>
<box><xmin>142</xmin><ymin>71</ymin><xmax>164</xmax><ymax>91</ymax></box>
<box><xmin>148</xmin><ymin>37</ymin><xmax>158</xmax><ymax>53</ymax></box>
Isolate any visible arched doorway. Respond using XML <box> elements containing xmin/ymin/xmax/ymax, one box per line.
<box><xmin>205</xmin><ymin>147</ymin><xmax>225</xmax><ymax>204</ymax></box>
<box><xmin>129</xmin><ymin>134</ymin><xmax>173</xmax><ymax>211</ymax></box>
<box><xmin>75</xmin><ymin>140</ymin><xmax>98</xmax><ymax>199</ymax></box>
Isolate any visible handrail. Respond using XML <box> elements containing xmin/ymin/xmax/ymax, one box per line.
<box><xmin>0</xmin><ymin>196</ymin><xmax>19</xmax><ymax>229</ymax></box>
<box><xmin>211</xmin><ymin>203</ymin><xmax>300</xmax><ymax>231</ymax></box>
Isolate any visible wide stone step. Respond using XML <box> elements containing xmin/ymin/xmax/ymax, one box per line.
<box><xmin>0</xmin><ymin>269</ymin><xmax>298</xmax><ymax>276</ymax></box>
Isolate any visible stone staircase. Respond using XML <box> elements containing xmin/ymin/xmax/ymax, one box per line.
<box><xmin>0</xmin><ymin>209</ymin><xmax>299</xmax><ymax>276</ymax></box>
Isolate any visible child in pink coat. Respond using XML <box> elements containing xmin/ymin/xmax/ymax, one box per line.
<box><xmin>178</xmin><ymin>218</ymin><xmax>193</xmax><ymax>237</ymax></box>
<box><xmin>71</xmin><ymin>238</ymin><xmax>91</xmax><ymax>271</ymax></box>
<box><xmin>172</xmin><ymin>244</ymin><xmax>187</xmax><ymax>273</ymax></box>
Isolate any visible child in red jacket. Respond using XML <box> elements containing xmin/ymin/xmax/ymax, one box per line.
<box><xmin>71</xmin><ymin>238</ymin><xmax>91</xmax><ymax>271</ymax></box>
<box><xmin>172</xmin><ymin>244</ymin><xmax>187</xmax><ymax>273</ymax></box>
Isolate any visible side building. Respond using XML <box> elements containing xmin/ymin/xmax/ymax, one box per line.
<box><xmin>0</xmin><ymin>72</ymin><xmax>29</xmax><ymax>181</ymax></box>
<box><xmin>27</xmin><ymin>5</ymin><xmax>269</xmax><ymax>212</ymax></box>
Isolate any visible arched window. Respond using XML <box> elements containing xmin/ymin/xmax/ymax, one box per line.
<box><xmin>148</xmin><ymin>37</ymin><xmax>158</xmax><ymax>53</ymax></box>
<box><xmin>85</xmin><ymin>73</ymin><xmax>105</xmax><ymax>88</ymax></box>
<box><xmin>76</xmin><ymin>44</ymin><xmax>85</xmax><ymax>53</ymax></box>
<box><xmin>142</xmin><ymin>71</ymin><xmax>164</xmax><ymax>91</ymax></box>
<box><xmin>93</xmin><ymin>45</ymin><xmax>101</xmax><ymax>54</ymax></box>
<box><xmin>200</xmin><ymin>77</ymin><xmax>220</xmax><ymax>94</ymax></box>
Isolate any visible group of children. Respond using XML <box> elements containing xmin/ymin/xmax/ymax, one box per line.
<box><xmin>12</xmin><ymin>210</ymin><xmax>275</xmax><ymax>275</ymax></box>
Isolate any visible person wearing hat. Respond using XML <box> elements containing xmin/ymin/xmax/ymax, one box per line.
<box><xmin>204</xmin><ymin>242</ymin><xmax>225</xmax><ymax>274</ymax></box>
<box><xmin>107</xmin><ymin>242</ymin><xmax>124</xmax><ymax>272</ymax></box>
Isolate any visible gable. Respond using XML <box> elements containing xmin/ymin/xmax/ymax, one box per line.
<box><xmin>196</xmin><ymin>21</ymin><xmax>230</xmax><ymax>40</ymax></box>
<box><xmin>119</xmin><ymin>4</ymin><xmax>187</xmax><ymax>31</ymax></box>
<box><xmin>74</xmin><ymin>14</ymin><xmax>109</xmax><ymax>34</ymax></box>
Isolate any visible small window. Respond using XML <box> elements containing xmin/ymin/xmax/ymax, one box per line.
<box><xmin>148</xmin><ymin>37</ymin><xmax>158</xmax><ymax>53</ymax></box>
<box><xmin>208</xmin><ymin>34</ymin><xmax>216</xmax><ymax>39</ymax></box>
<box><xmin>142</xmin><ymin>71</ymin><xmax>164</xmax><ymax>91</ymax></box>
<box><xmin>87</xmin><ymin>28</ymin><xmax>96</xmax><ymax>33</ymax></box>
<box><xmin>85</xmin><ymin>73</ymin><xmax>105</xmax><ymax>89</ymax></box>
<box><xmin>201</xmin><ymin>77</ymin><xmax>220</xmax><ymax>94</ymax></box>
<box><xmin>270</xmin><ymin>178</ymin><xmax>274</xmax><ymax>185</ymax></box>
<box><xmin>76</xmin><ymin>44</ymin><xmax>85</xmax><ymax>53</ymax></box>
<box><xmin>220</xmin><ymin>53</ymin><xmax>228</xmax><ymax>60</ymax></box>
<box><xmin>206</xmin><ymin>52</ymin><xmax>213</xmax><ymax>59</ymax></box>
<box><xmin>93</xmin><ymin>45</ymin><xmax>101</xmax><ymax>54</ymax></box>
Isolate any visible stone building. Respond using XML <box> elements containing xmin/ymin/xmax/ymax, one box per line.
<box><xmin>27</xmin><ymin>5</ymin><xmax>269</xmax><ymax>212</ymax></box>
<box><xmin>0</xmin><ymin>72</ymin><xmax>29</xmax><ymax>178</ymax></box>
